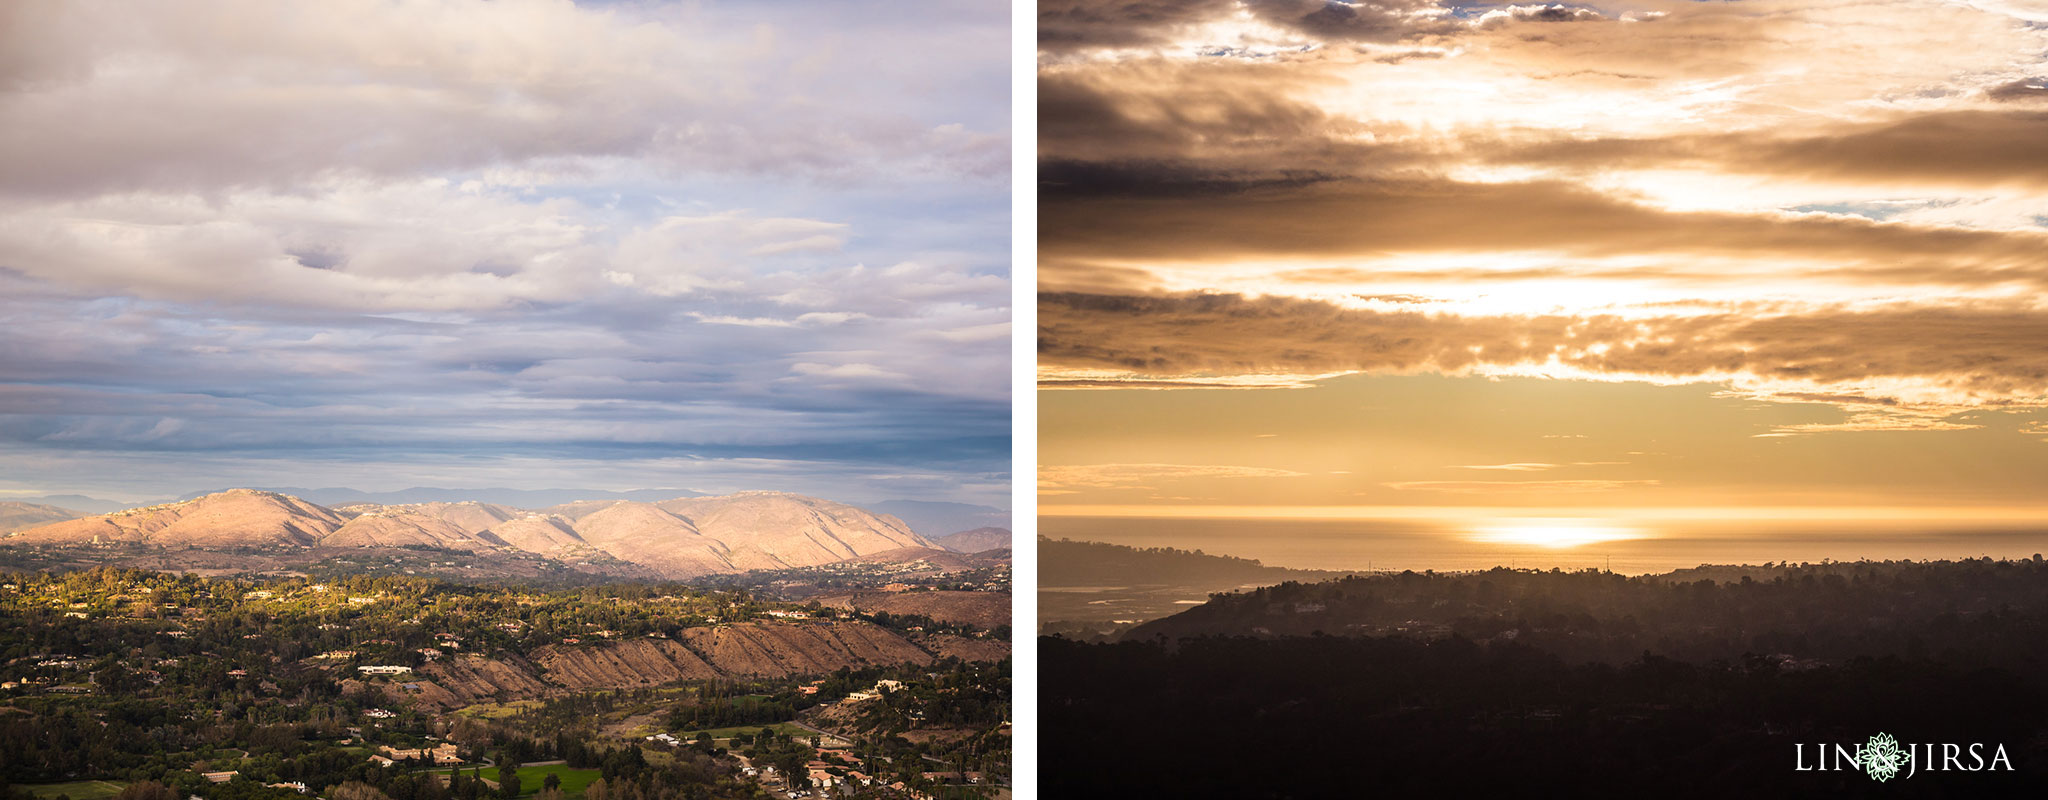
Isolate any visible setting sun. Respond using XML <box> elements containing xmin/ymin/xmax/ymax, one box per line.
<box><xmin>1468</xmin><ymin>519</ymin><xmax>1644</xmax><ymax>549</ymax></box>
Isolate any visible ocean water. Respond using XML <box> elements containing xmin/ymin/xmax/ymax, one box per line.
<box><xmin>1041</xmin><ymin>515</ymin><xmax>2048</xmax><ymax>575</ymax></box>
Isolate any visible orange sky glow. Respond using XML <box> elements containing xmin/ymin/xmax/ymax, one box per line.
<box><xmin>1039</xmin><ymin>0</ymin><xmax>2048</xmax><ymax>546</ymax></box>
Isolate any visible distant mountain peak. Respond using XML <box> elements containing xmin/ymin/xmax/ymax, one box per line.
<box><xmin>6</xmin><ymin>487</ymin><xmax>959</xmax><ymax>580</ymax></box>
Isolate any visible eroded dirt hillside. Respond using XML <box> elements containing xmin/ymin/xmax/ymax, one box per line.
<box><xmin>530</xmin><ymin>639</ymin><xmax>722</xmax><ymax>687</ymax></box>
<box><xmin>377</xmin><ymin>620</ymin><xmax>1002</xmax><ymax>708</ymax></box>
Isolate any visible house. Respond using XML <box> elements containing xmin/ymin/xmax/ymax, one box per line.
<box><xmin>201</xmin><ymin>772</ymin><xmax>238</xmax><ymax>784</ymax></box>
<box><xmin>377</xmin><ymin>743</ymin><xmax>461</xmax><ymax>764</ymax></box>
<box><xmin>364</xmin><ymin>708</ymin><xmax>397</xmax><ymax>719</ymax></box>
<box><xmin>358</xmin><ymin>665</ymin><xmax>413</xmax><ymax>675</ymax></box>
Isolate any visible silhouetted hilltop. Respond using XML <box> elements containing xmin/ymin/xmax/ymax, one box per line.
<box><xmin>1126</xmin><ymin>557</ymin><xmax>2048</xmax><ymax>665</ymax></box>
<box><xmin>1041</xmin><ymin>537</ymin><xmax>1353</xmax><ymax>586</ymax></box>
<box><xmin>1048</xmin><ymin>556</ymin><xmax>2048</xmax><ymax>795</ymax></box>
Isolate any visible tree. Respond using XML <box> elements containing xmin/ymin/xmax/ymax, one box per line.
<box><xmin>329</xmin><ymin>784</ymin><xmax>395</xmax><ymax>800</ymax></box>
<box><xmin>542</xmin><ymin>774</ymin><xmax>560</xmax><ymax>792</ymax></box>
<box><xmin>496</xmin><ymin>762</ymin><xmax>519</xmax><ymax>800</ymax></box>
<box><xmin>113</xmin><ymin>783</ymin><xmax>178</xmax><ymax>800</ymax></box>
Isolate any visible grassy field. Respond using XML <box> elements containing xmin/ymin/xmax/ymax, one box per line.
<box><xmin>455</xmin><ymin>700</ymin><xmax>544</xmax><ymax>719</ymax></box>
<box><xmin>671</xmin><ymin>721</ymin><xmax>812</xmax><ymax>744</ymax></box>
<box><xmin>505</xmin><ymin>764</ymin><xmax>602</xmax><ymax>799</ymax></box>
<box><xmin>24</xmin><ymin>782</ymin><xmax>128</xmax><ymax>800</ymax></box>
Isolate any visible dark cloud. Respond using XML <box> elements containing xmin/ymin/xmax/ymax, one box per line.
<box><xmin>1040</xmin><ymin>177</ymin><xmax>2048</xmax><ymax>278</ymax></box>
<box><xmin>1497</xmin><ymin>110</ymin><xmax>2048</xmax><ymax>189</ymax></box>
<box><xmin>1040</xmin><ymin>159</ymin><xmax>1341</xmax><ymax>198</ymax></box>
<box><xmin>1038</xmin><ymin>70</ymin><xmax>1393</xmax><ymax>168</ymax></box>
<box><xmin>1039</xmin><ymin>291</ymin><xmax>2048</xmax><ymax>407</ymax></box>
<box><xmin>1247</xmin><ymin>0</ymin><xmax>1460</xmax><ymax>41</ymax></box>
<box><xmin>1039</xmin><ymin>0</ymin><xmax>1239</xmax><ymax>53</ymax></box>
<box><xmin>1986</xmin><ymin>78</ymin><xmax>2048</xmax><ymax>102</ymax></box>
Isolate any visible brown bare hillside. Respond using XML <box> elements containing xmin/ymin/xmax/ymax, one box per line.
<box><xmin>0</xmin><ymin>502</ymin><xmax>82</xmax><ymax>534</ymax></box>
<box><xmin>321</xmin><ymin>509</ymin><xmax>508</xmax><ymax>550</ymax></box>
<box><xmin>412</xmin><ymin>655</ymin><xmax>554</xmax><ymax>707</ymax></box>
<box><xmin>530</xmin><ymin>639</ymin><xmax>722</xmax><ymax>688</ymax></box>
<box><xmin>917</xmin><ymin>634</ymin><xmax>1011</xmax><ymax>662</ymax></box>
<box><xmin>934</xmin><ymin>527</ymin><xmax>1011</xmax><ymax>554</ymax></box>
<box><xmin>568</xmin><ymin>502</ymin><xmax>735</xmax><ymax>578</ymax></box>
<box><xmin>840</xmin><ymin>547</ymin><xmax>981</xmax><ymax>570</ymax></box>
<box><xmin>424</xmin><ymin>501</ymin><xmax>522</xmax><ymax>533</ymax></box>
<box><xmin>482</xmin><ymin>514</ymin><xmax>588</xmax><ymax>554</ymax></box>
<box><xmin>354</xmin><ymin>621</ymin><xmax>999</xmax><ymax>710</ymax></box>
<box><xmin>676</xmin><ymin>621</ymin><xmax>933</xmax><ymax>677</ymax></box>
<box><xmin>5</xmin><ymin>489</ymin><xmax>343</xmax><ymax>547</ymax></box>
<box><xmin>656</xmin><ymin>492</ymin><xmax>937</xmax><ymax>570</ymax></box>
<box><xmin>822</xmin><ymin>590</ymin><xmax>1009</xmax><ymax>628</ymax></box>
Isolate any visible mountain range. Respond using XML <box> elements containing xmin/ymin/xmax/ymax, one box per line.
<box><xmin>1</xmin><ymin>489</ymin><xmax>1007</xmax><ymax>579</ymax></box>
<box><xmin>933</xmin><ymin>527</ymin><xmax>1012</xmax><ymax>554</ymax></box>
<box><xmin>5</xmin><ymin>490</ymin><xmax>1008</xmax><ymax>537</ymax></box>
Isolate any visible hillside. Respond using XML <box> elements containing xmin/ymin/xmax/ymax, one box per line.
<box><xmin>655</xmin><ymin>492</ymin><xmax>938</xmax><ymax>566</ymax></box>
<box><xmin>0</xmin><ymin>567</ymin><xmax>1013</xmax><ymax>796</ymax></box>
<box><xmin>1040</xmin><ymin>538</ymin><xmax>1358</xmax><ymax>633</ymax></box>
<box><xmin>817</xmin><ymin>590</ymin><xmax>1010</xmax><ymax>629</ymax></box>
<box><xmin>481</xmin><ymin>513</ymin><xmax>590</xmax><ymax>554</ymax></box>
<box><xmin>1041</xmin><ymin>537</ymin><xmax>1347</xmax><ymax>587</ymax></box>
<box><xmin>1048</xmin><ymin>558</ymin><xmax>2048</xmax><ymax>796</ymax></box>
<box><xmin>3</xmin><ymin>489</ymin><xmax>344</xmax><ymax>547</ymax></box>
<box><xmin>0</xmin><ymin>502</ymin><xmax>81</xmax><ymax>534</ymax></box>
<box><xmin>935</xmin><ymin>527</ymin><xmax>1011</xmax><ymax>553</ymax></box>
<box><xmin>866</xmin><ymin>500</ymin><xmax>1009</xmax><ymax>538</ymax></box>
<box><xmin>319</xmin><ymin>508</ymin><xmax>509</xmax><ymax>550</ymax></box>
<box><xmin>5</xmin><ymin>488</ymin><xmax>958</xmax><ymax>580</ymax></box>
<box><xmin>1122</xmin><ymin>558</ymin><xmax>2048</xmax><ymax>664</ymax></box>
<box><xmin>565</xmin><ymin>501</ymin><xmax>735</xmax><ymax>577</ymax></box>
<box><xmin>399</xmin><ymin>620</ymin><xmax>953</xmax><ymax>708</ymax></box>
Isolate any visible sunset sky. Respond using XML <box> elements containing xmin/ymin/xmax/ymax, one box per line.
<box><xmin>0</xmin><ymin>0</ymin><xmax>1009</xmax><ymax>505</ymax></box>
<box><xmin>1039</xmin><ymin>0</ymin><xmax>2048</xmax><ymax>531</ymax></box>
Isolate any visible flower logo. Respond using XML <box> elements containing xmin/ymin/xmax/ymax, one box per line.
<box><xmin>1863</xmin><ymin>732</ymin><xmax>1905</xmax><ymax>782</ymax></box>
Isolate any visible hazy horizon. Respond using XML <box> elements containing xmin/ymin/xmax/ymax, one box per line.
<box><xmin>1042</xmin><ymin>514</ymin><xmax>2048</xmax><ymax>576</ymax></box>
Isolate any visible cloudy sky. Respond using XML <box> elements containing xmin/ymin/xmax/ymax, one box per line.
<box><xmin>1039</xmin><ymin>0</ymin><xmax>2048</xmax><ymax>529</ymax></box>
<box><xmin>0</xmin><ymin>0</ymin><xmax>1009</xmax><ymax>506</ymax></box>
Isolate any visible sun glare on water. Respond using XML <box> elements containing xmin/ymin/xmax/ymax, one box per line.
<box><xmin>1468</xmin><ymin>519</ymin><xmax>1644</xmax><ymax>549</ymax></box>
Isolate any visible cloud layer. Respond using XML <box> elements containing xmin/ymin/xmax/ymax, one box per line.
<box><xmin>0</xmin><ymin>0</ymin><xmax>1009</xmax><ymax>504</ymax></box>
<box><xmin>1039</xmin><ymin>0</ymin><xmax>2048</xmax><ymax>419</ymax></box>
<box><xmin>1039</xmin><ymin>0</ymin><xmax>2048</xmax><ymax>513</ymax></box>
